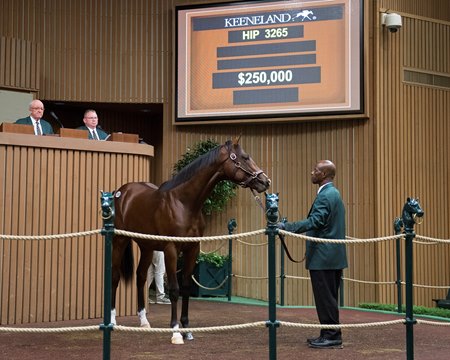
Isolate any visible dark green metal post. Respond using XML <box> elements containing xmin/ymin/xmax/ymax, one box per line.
<box><xmin>401</xmin><ymin>197</ymin><xmax>424</xmax><ymax>360</ymax></box>
<box><xmin>404</xmin><ymin>223</ymin><xmax>416</xmax><ymax>360</ymax></box>
<box><xmin>227</xmin><ymin>218</ymin><xmax>237</xmax><ymax>302</ymax></box>
<box><xmin>279</xmin><ymin>217</ymin><xmax>287</xmax><ymax>307</ymax></box>
<box><xmin>100</xmin><ymin>192</ymin><xmax>115</xmax><ymax>360</ymax></box>
<box><xmin>394</xmin><ymin>218</ymin><xmax>403</xmax><ymax>313</ymax></box>
<box><xmin>279</xmin><ymin>241</ymin><xmax>285</xmax><ymax>306</ymax></box>
<box><xmin>265</xmin><ymin>193</ymin><xmax>280</xmax><ymax>360</ymax></box>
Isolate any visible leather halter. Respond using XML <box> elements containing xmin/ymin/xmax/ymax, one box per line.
<box><xmin>229</xmin><ymin>152</ymin><xmax>268</xmax><ymax>188</ymax></box>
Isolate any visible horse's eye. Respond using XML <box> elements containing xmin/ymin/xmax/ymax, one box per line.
<box><xmin>242</xmin><ymin>154</ymin><xmax>250</xmax><ymax>161</ymax></box>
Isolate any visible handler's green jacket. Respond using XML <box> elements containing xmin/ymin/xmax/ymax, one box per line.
<box><xmin>284</xmin><ymin>183</ymin><xmax>348</xmax><ymax>270</ymax></box>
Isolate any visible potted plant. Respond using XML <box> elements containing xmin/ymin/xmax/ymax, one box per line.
<box><xmin>192</xmin><ymin>252</ymin><xmax>230</xmax><ymax>297</ymax></box>
<box><xmin>177</xmin><ymin>251</ymin><xmax>230</xmax><ymax>297</ymax></box>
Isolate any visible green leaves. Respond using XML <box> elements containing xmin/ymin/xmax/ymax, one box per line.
<box><xmin>197</xmin><ymin>252</ymin><xmax>230</xmax><ymax>268</ymax></box>
<box><xmin>173</xmin><ymin>139</ymin><xmax>237</xmax><ymax>215</ymax></box>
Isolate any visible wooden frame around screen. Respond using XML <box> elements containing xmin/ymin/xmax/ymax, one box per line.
<box><xmin>175</xmin><ymin>0</ymin><xmax>364</xmax><ymax>124</ymax></box>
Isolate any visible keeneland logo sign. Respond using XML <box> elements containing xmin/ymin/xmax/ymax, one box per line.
<box><xmin>224</xmin><ymin>10</ymin><xmax>316</xmax><ymax>28</ymax></box>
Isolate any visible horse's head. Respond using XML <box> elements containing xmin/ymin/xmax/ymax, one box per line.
<box><xmin>223</xmin><ymin>139</ymin><xmax>271</xmax><ymax>193</ymax></box>
<box><xmin>401</xmin><ymin>197</ymin><xmax>424</xmax><ymax>228</ymax></box>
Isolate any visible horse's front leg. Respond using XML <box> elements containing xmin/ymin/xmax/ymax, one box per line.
<box><xmin>164</xmin><ymin>246</ymin><xmax>185</xmax><ymax>344</ymax></box>
<box><xmin>179</xmin><ymin>244</ymin><xmax>200</xmax><ymax>341</ymax></box>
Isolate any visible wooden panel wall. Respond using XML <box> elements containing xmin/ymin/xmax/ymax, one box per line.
<box><xmin>375</xmin><ymin>1</ymin><xmax>450</xmax><ymax>305</ymax></box>
<box><xmin>0</xmin><ymin>0</ymin><xmax>170</xmax><ymax>102</ymax></box>
<box><xmin>0</xmin><ymin>36</ymin><xmax>39</xmax><ymax>91</ymax></box>
<box><xmin>0</xmin><ymin>136</ymin><xmax>153</xmax><ymax>325</ymax></box>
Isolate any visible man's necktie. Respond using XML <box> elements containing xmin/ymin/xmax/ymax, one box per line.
<box><xmin>92</xmin><ymin>130</ymin><xmax>99</xmax><ymax>140</ymax></box>
<box><xmin>36</xmin><ymin>121</ymin><xmax>42</xmax><ymax>135</ymax></box>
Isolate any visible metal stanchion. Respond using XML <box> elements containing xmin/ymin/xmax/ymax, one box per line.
<box><xmin>100</xmin><ymin>192</ymin><xmax>115</xmax><ymax>360</ymax></box>
<box><xmin>265</xmin><ymin>193</ymin><xmax>280</xmax><ymax>360</ymax></box>
<box><xmin>400</xmin><ymin>198</ymin><xmax>424</xmax><ymax>360</ymax></box>
<box><xmin>394</xmin><ymin>217</ymin><xmax>403</xmax><ymax>313</ymax></box>
<box><xmin>227</xmin><ymin>218</ymin><xmax>237</xmax><ymax>302</ymax></box>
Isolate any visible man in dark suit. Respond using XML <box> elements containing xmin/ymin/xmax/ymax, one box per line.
<box><xmin>15</xmin><ymin>99</ymin><xmax>54</xmax><ymax>135</ymax></box>
<box><xmin>77</xmin><ymin>109</ymin><xmax>109</xmax><ymax>140</ymax></box>
<box><xmin>278</xmin><ymin>160</ymin><xmax>348</xmax><ymax>349</ymax></box>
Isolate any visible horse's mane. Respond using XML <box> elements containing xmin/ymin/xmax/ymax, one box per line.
<box><xmin>159</xmin><ymin>141</ymin><xmax>231</xmax><ymax>191</ymax></box>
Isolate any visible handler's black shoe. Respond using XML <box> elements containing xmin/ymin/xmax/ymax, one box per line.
<box><xmin>306</xmin><ymin>336</ymin><xmax>321</xmax><ymax>344</ymax></box>
<box><xmin>308</xmin><ymin>337</ymin><xmax>343</xmax><ymax>349</ymax></box>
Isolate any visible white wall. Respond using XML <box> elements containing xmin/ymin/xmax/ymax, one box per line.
<box><xmin>0</xmin><ymin>90</ymin><xmax>33</xmax><ymax>123</ymax></box>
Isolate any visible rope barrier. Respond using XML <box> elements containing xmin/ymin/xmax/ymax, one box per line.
<box><xmin>280</xmin><ymin>230</ymin><xmax>404</xmax><ymax>243</ymax></box>
<box><xmin>406</xmin><ymin>282</ymin><xmax>450</xmax><ymax>289</ymax></box>
<box><xmin>1</xmin><ymin>229</ymin><xmax>449</xmax><ymax>246</ymax></box>
<box><xmin>416</xmin><ymin>235</ymin><xmax>450</xmax><ymax>244</ymax></box>
<box><xmin>285</xmin><ymin>275</ymin><xmax>310</xmax><ymax>280</ymax></box>
<box><xmin>0</xmin><ymin>230</ymin><xmax>101</xmax><ymax>240</ymax></box>
<box><xmin>114</xmin><ymin>229</ymin><xmax>266</xmax><ymax>242</ymax></box>
<box><xmin>115</xmin><ymin>322</ymin><xmax>267</xmax><ymax>333</ymax></box>
<box><xmin>191</xmin><ymin>274</ymin><xmax>229</xmax><ymax>290</ymax></box>
<box><xmin>1</xmin><ymin>225</ymin><xmax>449</xmax><ymax>354</ymax></box>
<box><xmin>278</xmin><ymin>319</ymin><xmax>406</xmax><ymax>329</ymax></box>
<box><xmin>342</xmin><ymin>277</ymin><xmax>396</xmax><ymax>285</ymax></box>
<box><xmin>10</xmin><ymin>317</ymin><xmax>450</xmax><ymax>335</ymax></box>
<box><xmin>414</xmin><ymin>240</ymin><xmax>439</xmax><ymax>245</ymax></box>
<box><xmin>233</xmin><ymin>274</ymin><xmax>269</xmax><ymax>280</ymax></box>
<box><xmin>200</xmin><ymin>240</ymin><xmax>228</xmax><ymax>255</ymax></box>
<box><xmin>0</xmin><ymin>325</ymin><xmax>99</xmax><ymax>333</ymax></box>
<box><xmin>416</xmin><ymin>319</ymin><xmax>450</xmax><ymax>327</ymax></box>
<box><xmin>235</xmin><ymin>238</ymin><xmax>268</xmax><ymax>246</ymax></box>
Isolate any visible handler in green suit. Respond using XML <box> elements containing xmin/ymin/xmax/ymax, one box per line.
<box><xmin>278</xmin><ymin>160</ymin><xmax>347</xmax><ymax>349</ymax></box>
<box><xmin>15</xmin><ymin>99</ymin><xmax>54</xmax><ymax>135</ymax></box>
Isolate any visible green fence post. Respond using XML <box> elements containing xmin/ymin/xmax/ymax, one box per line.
<box><xmin>394</xmin><ymin>217</ymin><xmax>403</xmax><ymax>313</ymax></box>
<box><xmin>100</xmin><ymin>192</ymin><xmax>115</xmax><ymax>360</ymax></box>
<box><xmin>227</xmin><ymin>218</ymin><xmax>237</xmax><ymax>302</ymax></box>
<box><xmin>265</xmin><ymin>193</ymin><xmax>280</xmax><ymax>360</ymax></box>
<box><xmin>401</xmin><ymin>198</ymin><xmax>424</xmax><ymax>360</ymax></box>
<box><xmin>279</xmin><ymin>240</ymin><xmax>285</xmax><ymax>307</ymax></box>
<box><xmin>279</xmin><ymin>217</ymin><xmax>287</xmax><ymax>307</ymax></box>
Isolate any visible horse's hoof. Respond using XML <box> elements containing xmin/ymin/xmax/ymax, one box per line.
<box><xmin>140</xmin><ymin>323</ymin><xmax>151</xmax><ymax>328</ymax></box>
<box><xmin>171</xmin><ymin>332</ymin><xmax>184</xmax><ymax>345</ymax></box>
<box><xmin>183</xmin><ymin>332</ymin><xmax>194</xmax><ymax>341</ymax></box>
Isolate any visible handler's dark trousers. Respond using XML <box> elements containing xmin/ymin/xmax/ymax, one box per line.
<box><xmin>310</xmin><ymin>269</ymin><xmax>343</xmax><ymax>340</ymax></box>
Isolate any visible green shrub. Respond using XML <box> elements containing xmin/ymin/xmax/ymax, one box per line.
<box><xmin>197</xmin><ymin>252</ymin><xmax>230</xmax><ymax>268</ymax></box>
<box><xmin>173</xmin><ymin>139</ymin><xmax>237</xmax><ymax>215</ymax></box>
<box><xmin>358</xmin><ymin>303</ymin><xmax>450</xmax><ymax>318</ymax></box>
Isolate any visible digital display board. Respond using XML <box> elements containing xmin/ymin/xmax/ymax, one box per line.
<box><xmin>176</xmin><ymin>0</ymin><xmax>363</xmax><ymax>123</ymax></box>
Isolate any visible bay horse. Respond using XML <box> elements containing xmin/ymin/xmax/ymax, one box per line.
<box><xmin>111</xmin><ymin>139</ymin><xmax>271</xmax><ymax>343</ymax></box>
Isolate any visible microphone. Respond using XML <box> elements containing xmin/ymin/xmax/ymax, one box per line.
<box><xmin>50</xmin><ymin>111</ymin><xmax>64</xmax><ymax>128</ymax></box>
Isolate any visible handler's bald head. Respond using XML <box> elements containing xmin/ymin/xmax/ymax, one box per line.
<box><xmin>317</xmin><ymin>160</ymin><xmax>336</xmax><ymax>180</ymax></box>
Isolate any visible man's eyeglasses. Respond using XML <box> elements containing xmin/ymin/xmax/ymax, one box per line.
<box><xmin>31</xmin><ymin>107</ymin><xmax>44</xmax><ymax>110</ymax></box>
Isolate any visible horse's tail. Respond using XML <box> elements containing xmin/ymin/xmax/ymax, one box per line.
<box><xmin>121</xmin><ymin>241</ymin><xmax>134</xmax><ymax>283</ymax></box>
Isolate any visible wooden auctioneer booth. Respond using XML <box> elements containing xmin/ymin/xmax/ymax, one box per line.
<box><xmin>0</xmin><ymin>123</ymin><xmax>153</xmax><ymax>325</ymax></box>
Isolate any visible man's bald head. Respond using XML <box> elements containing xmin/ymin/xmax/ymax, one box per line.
<box><xmin>311</xmin><ymin>160</ymin><xmax>336</xmax><ymax>186</ymax></box>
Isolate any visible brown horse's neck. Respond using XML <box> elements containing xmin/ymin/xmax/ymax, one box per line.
<box><xmin>169</xmin><ymin>162</ymin><xmax>226</xmax><ymax>213</ymax></box>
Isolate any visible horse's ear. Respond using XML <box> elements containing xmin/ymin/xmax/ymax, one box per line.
<box><xmin>233</xmin><ymin>134</ymin><xmax>242</xmax><ymax>145</ymax></box>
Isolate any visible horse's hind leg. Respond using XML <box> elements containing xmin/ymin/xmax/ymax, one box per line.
<box><xmin>136</xmin><ymin>246</ymin><xmax>153</xmax><ymax>327</ymax></box>
<box><xmin>111</xmin><ymin>235</ymin><xmax>128</xmax><ymax>325</ymax></box>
